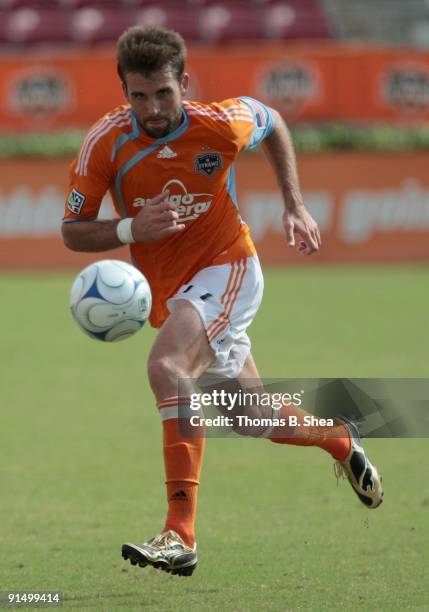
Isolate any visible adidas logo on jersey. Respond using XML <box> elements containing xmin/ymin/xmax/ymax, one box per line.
<box><xmin>157</xmin><ymin>145</ymin><xmax>177</xmax><ymax>159</ymax></box>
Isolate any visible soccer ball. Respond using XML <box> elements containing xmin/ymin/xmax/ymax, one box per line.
<box><xmin>70</xmin><ymin>259</ymin><xmax>152</xmax><ymax>342</ymax></box>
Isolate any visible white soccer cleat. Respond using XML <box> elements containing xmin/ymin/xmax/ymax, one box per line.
<box><xmin>334</xmin><ymin>417</ymin><xmax>384</xmax><ymax>509</ymax></box>
<box><xmin>122</xmin><ymin>530</ymin><xmax>197</xmax><ymax>576</ymax></box>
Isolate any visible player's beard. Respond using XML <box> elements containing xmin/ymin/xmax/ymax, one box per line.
<box><xmin>141</xmin><ymin>110</ymin><xmax>183</xmax><ymax>139</ymax></box>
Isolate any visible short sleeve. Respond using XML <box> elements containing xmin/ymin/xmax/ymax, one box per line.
<box><xmin>210</xmin><ymin>97</ymin><xmax>275</xmax><ymax>154</ymax></box>
<box><xmin>63</xmin><ymin>123</ymin><xmax>113</xmax><ymax>223</ymax></box>
<box><xmin>237</xmin><ymin>97</ymin><xmax>275</xmax><ymax>150</ymax></box>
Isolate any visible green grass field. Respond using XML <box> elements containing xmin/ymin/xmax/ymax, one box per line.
<box><xmin>1</xmin><ymin>266</ymin><xmax>429</xmax><ymax>611</ymax></box>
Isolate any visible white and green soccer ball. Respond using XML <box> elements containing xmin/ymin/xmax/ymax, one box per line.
<box><xmin>70</xmin><ymin>259</ymin><xmax>152</xmax><ymax>342</ymax></box>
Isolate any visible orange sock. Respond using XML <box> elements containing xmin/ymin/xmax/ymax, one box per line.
<box><xmin>157</xmin><ymin>397</ymin><xmax>205</xmax><ymax>548</ymax></box>
<box><xmin>269</xmin><ymin>403</ymin><xmax>351</xmax><ymax>460</ymax></box>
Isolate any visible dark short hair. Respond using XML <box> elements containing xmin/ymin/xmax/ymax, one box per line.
<box><xmin>116</xmin><ymin>26</ymin><xmax>187</xmax><ymax>83</ymax></box>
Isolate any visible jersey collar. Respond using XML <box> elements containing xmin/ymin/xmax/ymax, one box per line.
<box><xmin>132</xmin><ymin>106</ymin><xmax>189</xmax><ymax>145</ymax></box>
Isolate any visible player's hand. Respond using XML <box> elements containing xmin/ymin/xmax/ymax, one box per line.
<box><xmin>131</xmin><ymin>191</ymin><xmax>185</xmax><ymax>243</ymax></box>
<box><xmin>283</xmin><ymin>205</ymin><xmax>321</xmax><ymax>255</ymax></box>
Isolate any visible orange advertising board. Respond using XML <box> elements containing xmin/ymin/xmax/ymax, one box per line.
<box><xmin>1</xmin><ymin>153</ymin><xmax>429</xmax><ymax>269</ymax></box>
<box><xmin>2</xmin><ymin>44</ymin><xmax>429</xmax><ymax>131</ymax></box>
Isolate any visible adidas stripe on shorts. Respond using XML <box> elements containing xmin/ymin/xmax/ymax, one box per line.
<box><xmin>167</xmin><ymin>255</ymin><xmax>264</xmax><ymax>379</ymax></box>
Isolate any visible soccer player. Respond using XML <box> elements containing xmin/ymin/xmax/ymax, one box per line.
<box><xmin>62</xmin><ymin>26</ymin><xmax>383</xmax><ymax>577</ymax></box>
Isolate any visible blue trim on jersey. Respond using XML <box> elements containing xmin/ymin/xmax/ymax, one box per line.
<box><xmin>115</xmin><ymin>144</ymin><xmax>160</xmax><ymax>216</ymax></box>
<box><xmin>226</xmin><ymin>164</ymin><xmax>243</xmax><ymax>223</ymax></box>
<box><xmin>226</xmin><ymin>164</ymin><xmax>238</xmax><ymax>206</ymax></box>
<box><xmin>111</xmin><ymin>112</ymin><xmax>141</xmax><ymax>162</ymax></box>
<box><xmin>62</xmin><ymin>216</ymin><xmax>97</xmax><ymax>223</ymax></box>
<box><xmin>156</xmin><ymin>107</ymin><xmax>189</xmax><ymax>144</ymax></box>
<box><xmin>114</xmin><ymin>108</ymin><xmax>190</xmax><ymax>217</ymax></box>
<box><xmin>238</xmin><ymin>96</ymin><xmax>275</xmax><ymax>150</ymax></box>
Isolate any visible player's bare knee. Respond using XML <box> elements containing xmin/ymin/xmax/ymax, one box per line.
<box><xmin>147</xmin><ymin>355</ymin><xmax>186</xmax><ymax>396</ymax></box>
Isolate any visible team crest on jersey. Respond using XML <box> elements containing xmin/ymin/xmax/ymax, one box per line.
<box><xmin>67</xmin><ymin>188</ymin><xmax>86</xmax><ymax>214</ymax></box>
<box><xmin>194</xmin><ymin>152</ymin><xmax>223</xmax><ymax>177</ymax></box>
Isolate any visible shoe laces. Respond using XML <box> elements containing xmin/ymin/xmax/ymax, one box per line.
<box><xmin>333</xmin><ymin>461</ymin><xmax>346</xmax><ymax>486</ymax></box>
<box><xmin>150</xmin><ymin>530</ymin><xmax>185</xmax><ymax>550</ymax></box>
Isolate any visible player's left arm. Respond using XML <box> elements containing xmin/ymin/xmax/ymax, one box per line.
<box><xmin>235</xmin><ymin>97</ymin><xmax>320</xmax><ymax>255</ymax></box>
<box><xmin>261</xmin><ymin>108</ymin><xmax>321</xmax><ymax>255</ymax></box>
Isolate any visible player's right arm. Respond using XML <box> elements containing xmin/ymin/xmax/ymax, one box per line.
<box><xmin>62</xmin><ymin>192</ymin><xmax>185</xmax><ymax>251</ymax></box>
<box><xmin>62</xmin><ymin>123</ymin><xmax>184</xmax><ymax>252</ymax></box>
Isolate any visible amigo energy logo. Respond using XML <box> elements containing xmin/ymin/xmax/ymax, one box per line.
<box><xmin>257</xmin><ymin>61</ymin><xmax>320</xmax><ymax>115</ymax></box>
<box><xmin>133</xmin><ymin>179</ymin><xmax>213</xmax><ymax>222</ymax></box>
<box><xmin>381</xmin><ymin>63</ymin><xmax>429</xmax><ymax>114</ymax></box>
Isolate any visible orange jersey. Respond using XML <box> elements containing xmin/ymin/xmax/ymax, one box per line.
<box><xmin>64</xmin><ymin>97</ymin><xmax>274</xmax><ymax>327</ymax></box>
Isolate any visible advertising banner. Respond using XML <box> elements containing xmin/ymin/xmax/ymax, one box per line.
<box><xmin>1</xmin><ymin>153</ymin><xmax>429</xmax><ymax>269</ymax></box>
<box><xmin>2</xmin><ymin>44</ymin><xmax>429</xmax><ymax>131</ymax></box>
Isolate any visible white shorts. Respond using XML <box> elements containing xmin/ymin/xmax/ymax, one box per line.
<box><xmin>167</xmin><ymin>255</ymin><xmax>264</xmax><ymax>379</ymax></box>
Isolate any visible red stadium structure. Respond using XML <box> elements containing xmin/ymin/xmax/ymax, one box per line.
<box><xmin>0</xmin><ymin>0</ymin><xmax>332</xmax><ymax>45</ymax></box>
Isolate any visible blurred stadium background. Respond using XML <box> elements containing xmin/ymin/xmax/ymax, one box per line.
<box><xmin>2</xmin><ymin>0</ymin><xmax>429</xmax><ymax>267</ymax></box>
<box><xmin>2</xmin><ymin>2</ymin><xmax>429</xmax><ymax>610</ymax></box>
